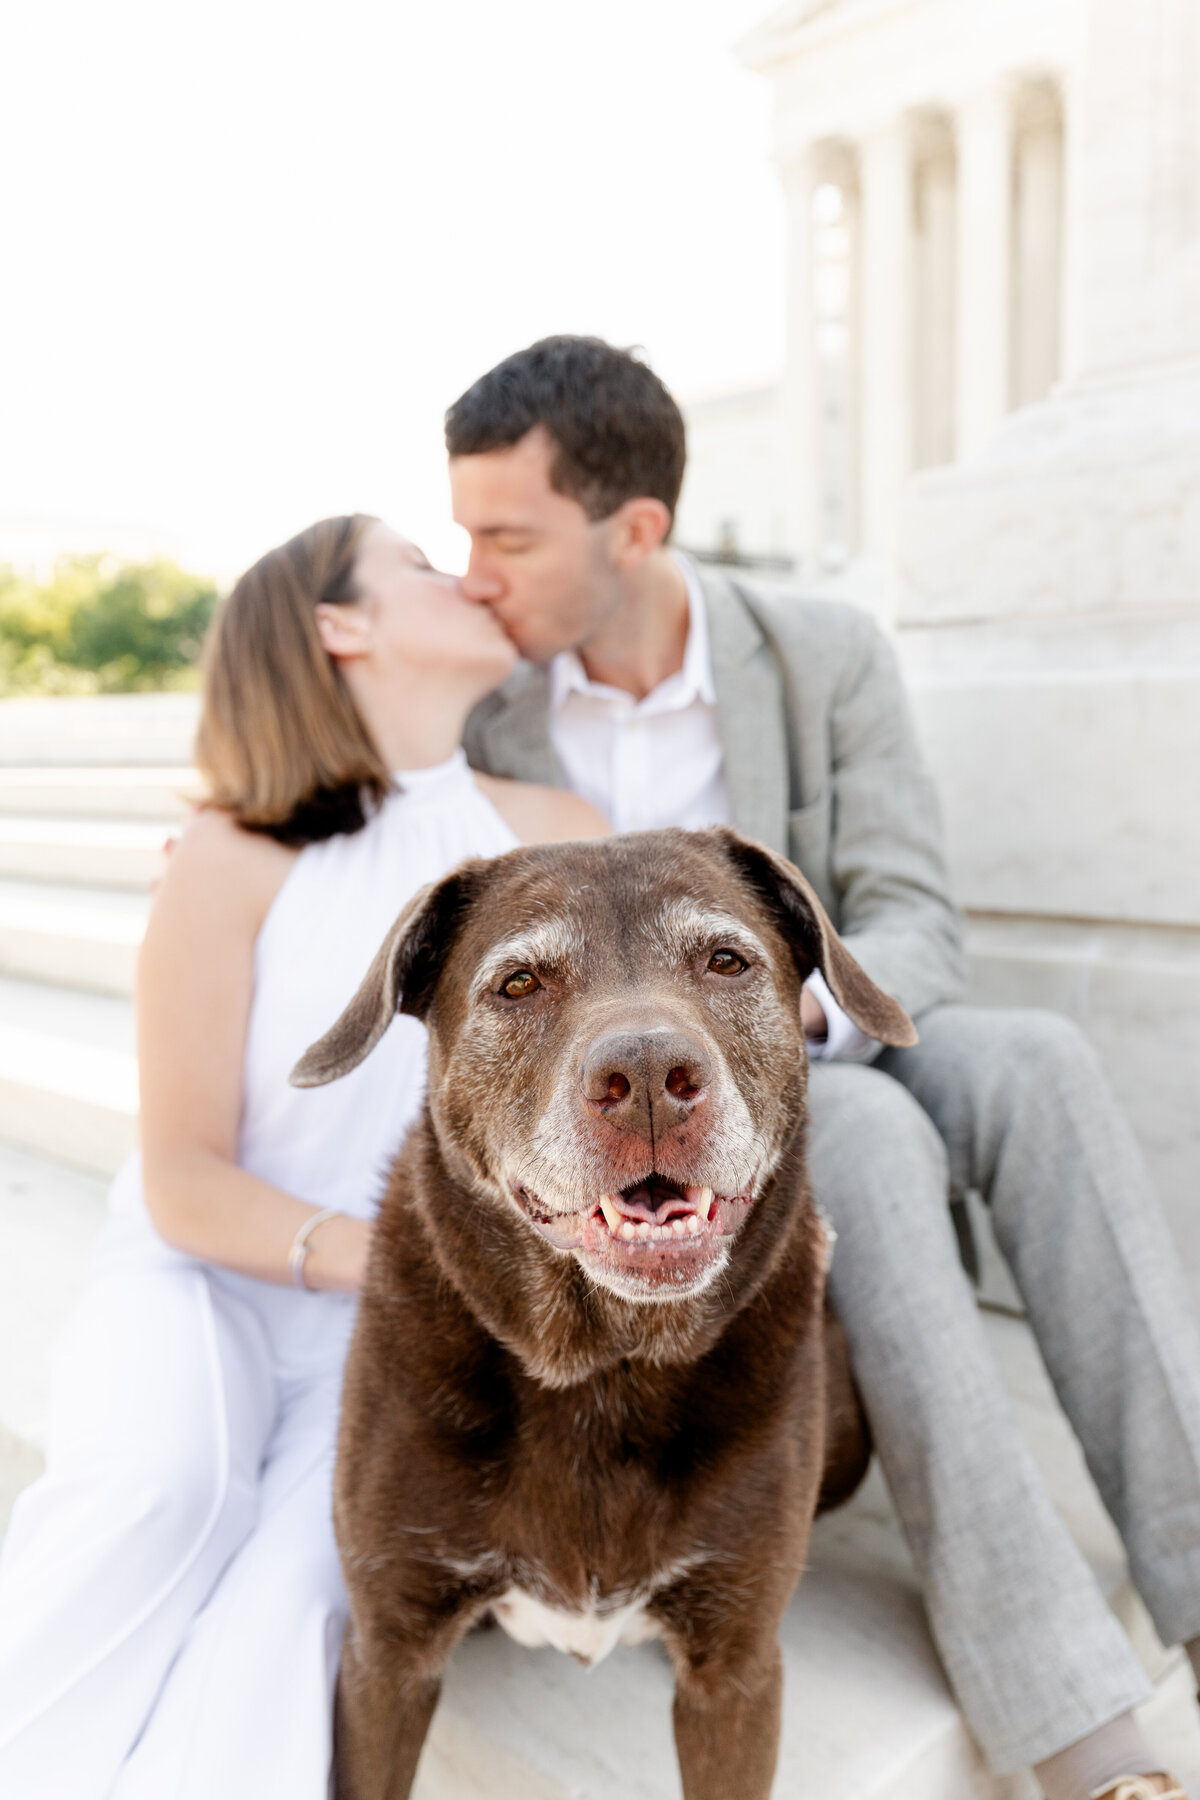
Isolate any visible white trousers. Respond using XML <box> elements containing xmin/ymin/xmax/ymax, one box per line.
<box><xmin>0</xmin><ymin>1218</ymin><xmax>350</xmax><ymax>1800</ymax></box>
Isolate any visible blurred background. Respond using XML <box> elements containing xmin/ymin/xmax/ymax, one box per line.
<box><xmin>0</xmin><ymin>0</ymin><xmax>1197</xmax><ymax>1279</ymax></box>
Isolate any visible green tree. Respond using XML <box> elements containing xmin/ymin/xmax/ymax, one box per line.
<box><xmin>0</xmin><ymin>556</ymin><xmax>218</xmax><ymax>694</ymax></box>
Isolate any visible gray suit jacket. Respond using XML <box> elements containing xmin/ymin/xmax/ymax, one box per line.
<box><xmin>463</xmin><ymin>564</ymin><xmax>966</xmax><ymax>1022</ymax></box>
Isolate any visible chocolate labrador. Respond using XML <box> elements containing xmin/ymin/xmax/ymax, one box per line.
<box><xmin>292</xmin><ymin>826</ymin><xmax>916</xmax><ymax>1800</ymax></box>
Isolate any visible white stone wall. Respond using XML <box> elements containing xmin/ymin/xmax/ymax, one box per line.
<box><xmin>687</xmin><ymin>0</ymin><xmax>1200</xmax><ymax>1281</ymax></box>
<box><xmin>900</xmin><ymin>588</ymin><xmax>1200</xmax><ymax>1270</ymax></box>
<box><xmin>899</xmin><ymin>0</ymin><xmax>1200</xmax><ymax>1273</ymax></box>
<box><xmin>675</xmin><ymin>385</ymin><xmax>791</xmax><ymax>567</ymax></box>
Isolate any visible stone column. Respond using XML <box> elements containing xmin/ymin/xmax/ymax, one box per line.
<box><xmin>955</xmin><ymin>84</ymin><xmax>1013</xmax><ymax>457</ymax></box>
<box><xmin>779</xmin><ymin>147</ymin><xmax>820</xmax><ymax>575</ymax></box>
<box><xmin>858</xmin><ymin>118</ymin><xmax>912</xmax><ymax>571</ymax></box>
<box><xmin>1010</xmin><ymin>86</ymin><xmax>1065</xmax><ymax>407</ymax></box>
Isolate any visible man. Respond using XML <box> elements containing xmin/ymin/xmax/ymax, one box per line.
<box><xmin>444</xmin><ymin>335</ymin><xmax>1200</xmax><ymax>1800</ymax></box>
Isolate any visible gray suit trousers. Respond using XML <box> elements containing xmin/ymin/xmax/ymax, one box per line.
<box><xmin>811</xmin><ymin>1004</ymin><xmax>1200</xmax><ymax>1772</ymax></box>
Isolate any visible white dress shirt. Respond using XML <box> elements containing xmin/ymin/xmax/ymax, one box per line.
<box><xmin>549</xmin><ymin>554</ymin><xmax>873</xmax><ymax>1061</ymax></box>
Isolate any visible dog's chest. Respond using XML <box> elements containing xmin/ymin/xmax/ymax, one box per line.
<box><xmin>491</xmin><ymin>1585</ymin><xmax>661</xmax><ymax>1665</ymax></box>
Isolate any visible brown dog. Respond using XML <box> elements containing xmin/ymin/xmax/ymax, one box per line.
<box><xmin>292</xmin><ymin>826</ymin><xmax>916</xmax><ymax>1800</ymax></box>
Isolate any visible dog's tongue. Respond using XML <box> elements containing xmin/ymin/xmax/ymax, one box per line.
<box><xmin>613</xmin><ymin>1179</ymin><xmax>707</xmax><ymax>1225</ymax></box>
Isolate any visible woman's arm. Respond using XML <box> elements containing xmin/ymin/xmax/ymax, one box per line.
<box><xmin>474</xmin><ymin>773</ymin><xmax>609</xmax><ymax>844</ymax></box>
<box><xmin>137</xmin><ymin>809</ymin><xmax>371</xmax><ymax>1292</ymax></box>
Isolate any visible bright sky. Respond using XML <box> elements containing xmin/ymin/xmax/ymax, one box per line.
<box><xmin>0</xmin><ymin>0</ymin><xmax>785</xmax><ymax>581</ymax></box>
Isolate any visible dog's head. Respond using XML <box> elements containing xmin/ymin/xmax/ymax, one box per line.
<box><xmin>293</xmin><ymin>827</ymin><xmax>914</xmax><ymax>1307</ymax></box>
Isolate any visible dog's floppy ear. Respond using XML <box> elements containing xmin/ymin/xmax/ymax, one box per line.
<box><xmin>289</xmin><ymin>863</ymin><xmax>478</xmax><ymax>1088</ymax></box>
<box><xmin>707</xmin><ymin>828</ymin><xmax>918</xmax><ymax>1049</ymax></box>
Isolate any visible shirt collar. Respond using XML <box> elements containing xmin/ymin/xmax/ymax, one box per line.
<box><xmin>549</xmin><ymin>552</ymin><xmax>715</xmax><ymax>714</ymax></box>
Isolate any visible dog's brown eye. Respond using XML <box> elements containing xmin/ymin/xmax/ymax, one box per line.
<box><xmin>501</xmin><ymin>969</ymin><xmax>540</xmax><ymax>998</ymax></box>
<box><xmin>707</xmin><ymin>950</ymin><xmax>746</xmax><ymax>976</ymax></box>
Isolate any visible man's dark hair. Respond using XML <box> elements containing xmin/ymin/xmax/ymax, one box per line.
<box><xmin>445</xmin><ymin>336</ymin><xmax>687</xmax><ymax>524</ymax></box>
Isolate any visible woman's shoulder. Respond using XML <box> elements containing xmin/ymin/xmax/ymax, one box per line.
<box><xmin>473</xmin><ymin>773</ymin><xmax>609</xmax><ymax>845</ymax></box>
<box><xmin>156</xmin><ymin>806</ymin><xmax>299</xmax><ymax>931</ymax></box>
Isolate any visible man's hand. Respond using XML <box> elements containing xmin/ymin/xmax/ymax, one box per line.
<box><xmin>801</xmin><ymin>984</ymin><xmax>828</xmax><ymax>1042</ymax></box>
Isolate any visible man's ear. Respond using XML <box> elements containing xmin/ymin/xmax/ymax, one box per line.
<box><xmin>704</xmin><ymin>828</ymin><xmax>918</xmax><ymax>1049</ymax></box>
<box><xmin>289</xmin><ymin>863</ymin><xmax>479</xmax><ymax>1088</ymax></box>
<box><xmin>609</xmin><ymin>497</ymin><xmax>673</xmax><ymax>570</ymax></box>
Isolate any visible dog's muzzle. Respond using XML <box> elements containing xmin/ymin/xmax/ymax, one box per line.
<box><xmin>510</xmin><ymin>1173</ymin><xmax>757</xmax><ymax>1299</ymax></box>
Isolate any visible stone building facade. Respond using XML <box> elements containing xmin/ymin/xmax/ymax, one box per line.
<box><xmin>681</xmin><ymin>0</ymin><xmax>1200</xmax><ymax>1279</ymax></box>
<box><xmin>673</xmin><ymin>383</ymin><xmax>790</xmax><ymax>570</ymax></box>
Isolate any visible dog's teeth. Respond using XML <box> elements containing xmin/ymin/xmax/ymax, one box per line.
<box><xmin>636</xmin><ymin>1223</ymin><xmax>652</xmax><ymax>1241</ymax></box>
<box><xmin>672</xmin><ymin>1218</ymin><xmax>686</xmax><ymax>1237</ymax></box>
<box><xmin>598</xmin><ymin>1195</ymin><xmax>623</xmax><ymax>1234</ymax></box>
<box><xmin>620</xmin><ymin>1221</ymin><xmax>637</xmax><ymax>1241</ymax></box>
<box><xmin>699</xmin><ymin>1186</ymin><xmax>714</xmax><ymax>1208</ymax></box>
<box><xmin>686</xmin><ymin>1216</ymin><xmax>701</xmax><ymax>1236</ymax></box>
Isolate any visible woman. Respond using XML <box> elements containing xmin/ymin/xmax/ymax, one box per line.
<box><xmin>0</xmin><ymin>515</ymin><xmax>606</xmax><ymax>1798</ymax></box>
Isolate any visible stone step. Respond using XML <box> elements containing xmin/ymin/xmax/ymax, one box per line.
<box><xmin>0</xmin><ymin>879</ymin><xmax>148</xmax><ymax>995</ymax></box>
<box><xmin>0</xmin><ymin>692</ymin><xmax>199</xmax><ymax>768</ymax></box>
<box><xmin>423</xmin><ymin>1510</ymin><xmax>1035</xmax><ymax>1799</ymax></box>
<box><xmin>423</xmin><ymin>1640</ymin><xmax>1200</xmax><ymax>1800</ymax></box>
<box><xmin>0</xmin><ymin>816</ymin><xmax>172</xmax><ymax>890</ymax></box>
<box><xmin>0</xmin><ymin>765</ymin><xmax>201</xmax><ymax>821</ymax></box>
<box><xmin>2</xmin><ymin>1135</ymin><xmax>1199</xmax><ymax>1798</ymax></box>
<box><xmin>0</xmin><ymin>975</ymin><xmax>135</xmax><ymax>1174</ymax></box>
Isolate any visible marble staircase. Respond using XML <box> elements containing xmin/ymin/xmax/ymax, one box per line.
<box><xmin>0</xmin><ymin>694</ymin><xmax>1197</xmax><ymax>1799</ymax></box>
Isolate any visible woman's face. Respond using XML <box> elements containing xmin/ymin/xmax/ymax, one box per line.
<box><xmin>350</xmin><ymin>522</ymin><xmax>517</xmax><ymax>688</ymax></box>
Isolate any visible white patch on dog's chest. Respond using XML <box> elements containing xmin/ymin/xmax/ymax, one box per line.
<box><xmin>491</xmin><ymin>1587</ymin><xmax>662</xmax><ymax>1666</ymax></box>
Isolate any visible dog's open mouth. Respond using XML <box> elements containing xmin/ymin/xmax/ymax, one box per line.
<box><xmin>595</xmin><ymin>1177</ymin><xmax>717</xmax><ymax>1242</ymax></box>
<box><xmin>513</xmin><ymin>1175</ymin><xmax>755</xmax><ymax>1256</ymax></box>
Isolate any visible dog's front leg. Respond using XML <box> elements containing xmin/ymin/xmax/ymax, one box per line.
<box><xmin>334</xmin><ymin>1611</ymin><xmax>462</xmax><ymax>1800</ymax></box>
<box><xmin>657</xmin><ymin>1569</ymin><xmax>796</xmax><ymax>1800</ymax></box>
<box><xmin>670</xmin><ymin>1639</ymin><xmax>784</xmax><ymax>1800</ymax></box>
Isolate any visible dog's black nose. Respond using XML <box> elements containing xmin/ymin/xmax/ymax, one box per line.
<box><xmin>580</xmin><ymin>1027</ymin><xmax>712</xmax><ymax>1136</ymax></box>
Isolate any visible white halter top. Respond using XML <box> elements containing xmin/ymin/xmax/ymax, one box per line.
<box><xmin>108</xmin><ymin>751</ymin><xmax>517</xmax><ymax>1369</ymax></box>
<box><xmin>234</xmin><ymin>750</ymin><xmax>516</xmax><ymax>1222</ymax></box>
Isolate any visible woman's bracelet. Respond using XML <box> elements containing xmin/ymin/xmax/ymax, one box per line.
<box><xmin>288</xmin><ymin>1207</ymin><xmax>342</xmax><ymax>1290</ymax></box>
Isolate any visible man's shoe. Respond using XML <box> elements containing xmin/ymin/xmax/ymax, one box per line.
<box><xmin>1088</xmin><ymin>1779</ymin><xmax>1187</xmax><ymax>1800</ymax></box>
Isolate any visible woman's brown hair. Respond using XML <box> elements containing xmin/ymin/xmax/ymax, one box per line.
<box><xmin>195</xmin><ymin>515</ymin><xmax>391</xmax><ymax>846</ymax></box>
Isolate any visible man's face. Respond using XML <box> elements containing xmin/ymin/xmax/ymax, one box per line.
<box><xmin>449</xmin><ymin>427</ymin><xmax>622</xmax><ymax>664</ymax></box>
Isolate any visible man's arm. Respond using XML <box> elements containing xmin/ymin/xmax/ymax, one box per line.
<box><xmin>823</xmin><ymin>616</ymin><xmax>966</xmax><ymax>1024</ymax></box>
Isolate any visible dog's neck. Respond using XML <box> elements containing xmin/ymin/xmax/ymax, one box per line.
<box><xmin>393</xmin><ymin>1115</ymin><xmax>818</xmax><ymax>1390</ymax></box>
